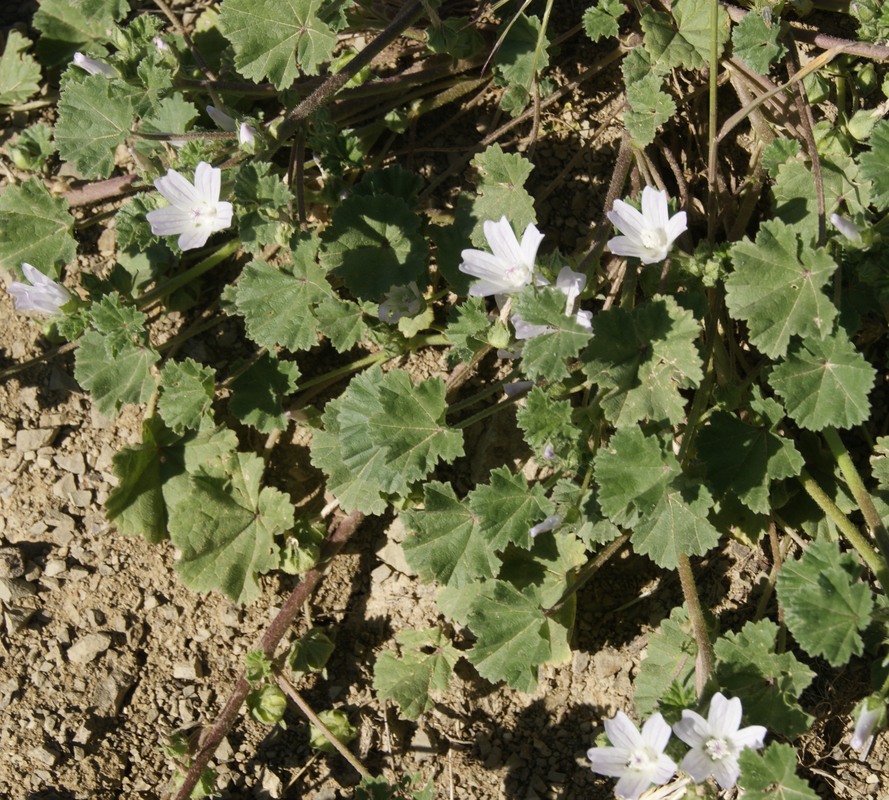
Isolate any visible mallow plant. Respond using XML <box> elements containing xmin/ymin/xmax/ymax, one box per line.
<box><xmin>2</xmin><ymin>0</ymin><xmax>889</xmax><ymax>797</ymax></box>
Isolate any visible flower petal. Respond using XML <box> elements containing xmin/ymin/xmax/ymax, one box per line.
<box><xmin>733</xmin><ymin>724</ymin><xmax>767</xmax><ymax>751</ymax></box>
<box><xmin>680</xmin><ymin>747</ymin><xmax>714</xmax><ymax>783</ymax></box>
<box><xmin>605</xmin><ymin>712</ymin><xmax>643</xmax><ymax>750</ymax></box>
<box><xmin>586</xmin><ymin>747</ymin><xmax>630</xmax><ymax>778</ymax></box>
<box><xmin>641</xmin><ymin>713</ymin><xmax>672</xmax><ymax>754</ymax></box>
<box><xmin>206</xmin><ymin>105</ymin><xmax>236</xmax><ymax>131</ymax></box>
<box><xmin>606</xmin><ymin>235</ymin><xmax>658</xmax><ymax>262</ymax></box>
<box><xmin>641</xmin><ymin>185</ymin><xmax>669</xmax><ymax>231</ymax></box>
<box><xmin>665</xmin><ymin>211</ymin><xmax>688</xmax><ymax>245</ymax></box>
<box><xmin>711</xmin><ymin>756</ymin><xmax>741</xmax><ymax>790</ymax></box>
<box><xmin>607</xmin><ymin>199</ymin><xmax>647</xmax><ymax>240</ymax></box>
<box><xmin>210</xmin><ymin>201</ymin><xmax>234</xmax><ymax>232</ymax></box>
<box><xmin>518</xmin><ymin>222</ymin><xmax>544</xmax><ymax>268</ymax></box>
<box><xmin>673</xmin><ymin>711</ymin><xmax>708</xmax><ymax>748</ymax></box>
<box><xmin>146</xmin><ymin>205</ymin><xmax>193</xmax><ymax>236</ymax></box>
<box><xmin>614</xmin><ymin>771</ymin><xmax>652</xmax><ymax>800</ymax></box>
<box><xmin>178</xmin><ymin>226</ymin><xmax>211</xmax><ymax>251</ymax></box>
<box><xmin>154</xmin><ymin>168</ymin><xmax>200</xmax><ymax>209</ymax></box>
<box><xmin>708</xmin><ymin>693</ymin><xmax>742</xmax><ymax>737</ymax></box>
<box><xmin>484</xmin><ymin>217</ymin><xmax>525</xmax><ymax>266</ymax></box>
<box><xmin>193</xmin><ymin>161</ymin><xmax>221</xmax><ymax>204</ymax></box>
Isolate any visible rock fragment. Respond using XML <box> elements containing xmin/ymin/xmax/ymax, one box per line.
<box><xmin>15</xmin><ymin>428</ymin><xmax>58</xmax><ymax>452</ymax></box>
<box><xmin>67</xmin><ymin>632</ymin><xmax>111</xmax><ymax>664</ymax></box>
<box><xmin>0</xmin><ymin>577</ymin><xmax>36</xmax><ymax>603</ymax></box>
<box><xmin>0</xmin><ymin>546</ymin><xmax>25</xmax><ymax>578</ymax></box>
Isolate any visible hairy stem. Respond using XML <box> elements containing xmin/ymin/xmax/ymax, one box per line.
<box><xmin>799</xmin><ymin>469</ymin><xmax>889</xmax><ymax>591</ymax></box>
<box><xmin>823</xmin><ymin>427</ymin><xmax>889</xmax><ymax>572</ymax></box>
<box><xmin>676</xmin><ymin>552</ymin><xmax>714</xmax><ymax>695</ymax></box>
<box><xmin>169</xmin><ymin>511</ymin><xmax>365</xmax><ymax>800</ymax></box>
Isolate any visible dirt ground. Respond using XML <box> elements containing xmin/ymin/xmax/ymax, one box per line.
<box><xmin>2</xmin><ymin>2</ymin><xmax>889</xmax><ymax>800</ymax></box>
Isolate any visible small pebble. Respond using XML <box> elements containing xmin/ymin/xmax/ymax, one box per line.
<box><xmin>15</xmin><ymin>428</ymin><xmax>58</xmax><ymax>452</ymax></box>
<box><xmin>0</xmin><ymin>546</ymin><xmax>25</xmax><ymax>578</ymax></box>
<box><xmin>43</xmin><ymin>559</ymin><xmax>67</xmax><ymax>578</ymax></box>
<box><xmin>0</xmin><ymin>577</ymin><xmax>36</xmax><ymax>604</ymax></box>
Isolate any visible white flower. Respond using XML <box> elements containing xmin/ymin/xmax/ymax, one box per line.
<box><xmin>672</xmin><ymin>692</ymin><xmax>767</xmax><ymax>790</ymax></box>
<box><xmin>459</xmin><ymin>217</ymin><xmax>544</xmax><ymax>297</ymax></box>
<box><xmin>530</xmin><ymin>515</ymin><xmax>562</xmax><ymax>538</ymax></box>
<box><xmin>8</xmin><ymin>263</ymin><xmax>73</xmax><ymax>315</ymax></box>
<box><xmin>72</xmin><ymin>52</ymin><xmax>118</xmax><ymax>78</ymax></box>
<box><xmin>850</xmin><ymin>696</ymin><xmax>886</xmax><ymax>759</ymax></box>
<box><xmin>512</xmin><ymin>266</ymin><xmax>592</xmax><ymax>340</ymax></box>
<box><xmin>146</xmin><ymin>161</ymin><xmax>234</xmax><ymax>251</ymax></box>
<box><xmin>207</xmin><ymin>105</ymin><xmax>237</xmax><ymax>132</ymax></box>
<box><xmin>830</xmin><ymin>213</ymin><xmax>863</xmax><ymax>244</ymax></box>
<box><xmin>607</xmin><ymin>186</ymin><xmax>687</xmax><ymax>264</ymax></box>
<box><xmin>238</xmin><ymin>122</ymin><xmax>256</xmax><ymax>147</ymax></box>
<box><xmin>503</xmin><ymin>380</ymin><xmax>533</xmax><ymax>399</ymax></box>
<box><xmin>587</xmin><ymin>711</ymin><xmax>677</xmax><ymax>800</ymax></box>
<box><xmin>378</xmin><ymin>283</ymin><xmax>423</xmax><ymax>324</ymax></box>
<box><xmin>153</xmin><ymin>36</ymin><xmax>171</xmax><ymax>53</ymax></box>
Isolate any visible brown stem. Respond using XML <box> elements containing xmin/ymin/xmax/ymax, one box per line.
<box><xmin>276</xmin><ymin>674</ymin><xmax>372</xmax><ymax>780</ymax></box>
<box><xmin>271</xmin><ymin>1</ymin><xmax>426</xmax><ymax>147</ymax></box>
<box><xmin>169</xmin><ymin>511</ymin><xmax>365</xmax><ymax>800</ymax></box>
<box><xmin>676</xmin><ymin>552</ymin><xmax>713</xmax><ymax>696</ymax></box>
<box><xmin>63</xmin><ymin>173</ymin><xmax>140</xmax><ymax>207</ymax></box>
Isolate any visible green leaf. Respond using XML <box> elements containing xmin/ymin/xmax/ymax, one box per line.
<box><xmin>319</xmin><ymin>194</ymin><xmax>428</xmax><ymax>300</ymax></box>
<box><xmin>641</xmin><ymin>0</ymin><xmax>729</xmax><ymax>70</ymax></box>
<box><xmin>515</xmin><ymin>386</ymin><xmax>581</xmax><ymax>458</ymax></box>
<box><xmin>469</xmin><ymin>144</ymin><xmax>536</xmax><ymax>248</ymax></box>
<box><xmin>136</xmin><ymin>93</ymin><xmax>198</xmax><ymax>144</ymax></box>
<box><xmin>445</xmin><ymin>297</ymin><xmax>495</xmax><ymax>365</ymax></box>
<box><xmin>465</xmin><ymin>580</ymin><xmax>553</xmax><ymax>692</ymax></box>
<box><xmin>34</xmin><ymin>0</ymin><xmax>129</xmax><ymax>65</ymax></box>
<box><xmin>225</xmin><ymin>250</ymin><xmax>332</xmax><ymax>352</ymax></box>
<box><xmin>513</xmin><ymin>287</ymin><xmax>593</xmax><ymax>381</ymax></box>
<box><xmin>56</xmin><ymin>74</ymin><xmax>135</xmax><ymax>178</ymax></box>
<box><xmin>594</xmin><ymin>428</ymin><xmax>679</xmax><ymax>527</ymax></box>
<box><xmin>714</xmin><ymin>619</ymin><xmax>814</xmax><ymax>737</ymax></box>
<box><xmin>370</xmin><ymin>371</ymin><xmax>464</xmax><ymax>487</ymax></box>
<box><xmin>115</xmin><ymin>194</ymin><xmax>162</xmax><ymax>252</ymax></box>
<box><xmin>312</xmin><ymin>296</ymin><xmax>368</xmax><ymax>352</ymax></box>
<box><xmin>311</xmin><ymin>368</ymin><xmax>462</xmax><ymax>514</ymax></box>
<box><xmin>762</xmin><ymin>138</ymin><xmax>800</xmax><ymax>178</ymax></box>
<box><xmin>493</xmin><ymin>13</ymin><xmax>549</xmax><ymax>91</ymax></box>
<box><xmin>725</xmin><ymin>219</ymin><xmax>838</xmax><ymax>359</ymax></box>
<box><xmin>731</xmin><ymin>12</ymin><xmax>785</xmax><ymax>73</ymax></box>
<box><xmin>402</xmin><ymin>482</ymin><xmax>497</xmax><ymax>588</ymax></box>
<box><xmin>168</xmin><ymin>451</ymin><xmax>295</xmax><ymax>604</ymax></box>
<box><xmin>247</xmin><ymin>684</ymin><xmax>286</xmax><ymax>724</ymax></box>
<box><xmin>776</xmin><ymin>538</ymin><xmax>874</xmax><ymax>666</ymax></box>
<box><xmin>373</xmin><ymin>627</ymin><xmax>459</xmax><ymax>719</ymax></box>
<box><xmin>859</xmin><ymin>119</ymin><xmax>889</xmax><ymax>210</ymax></box>
<box><xmin>697</xmin><ymin>395</ymin><xmax>804</xmax><ymax>513</ymax></box>
<box><xmin>582</xmin><ymin>295</ymin><xmax>702</xmax><ymax>426</ymax></box>
<box><xmin>0</xmin><ymin>178</ymin><xmax>76</xmax><ymax>276</ymax></box>
<box><xmin>468</xmin><ymin>467</ymin><xmax>553</xmax><ymax>552</ymax></box>
<box><xmin>871</xmin><ymin>436</ymin><xmax>889</xmax><ymax>490</ymax></box>
<box><xmin>220</xmin><ymin>0</ymin><xmax>337</xmax><ymax>89</ymax></box>
<box><xmin>245</xmin><ymin>650</ymin><xmax>273</xmax><ymax>684</ymax></box>
<box><xmin>287</xmin><ymin>627</ymin><xmax>335</xmax><ymax>677</ymax></box>
<box><xmin>74</xmin><ymin>298</ymin><xmax>160</xmax><ymax>417</ymax></box>
<box><xmin>158</xmin><ymin>359</ymin><xmax>216</xmax><ymax>434</ymax></box>
<box><xmin>582</xmin><ymin>0</ymin><xmax>624</xmax><ymax>42</ymax></box>
<box><xmin>768</xmin><ymin>328</ymin><xmax>875</xmax><ymax>431</ymax></box>
<box><xmin>0</xmin><ymin>31</ymin><xmax>41</xmax><ymax>106</ymax></box>
<box><xmin>106</xmin><ymin>422</ymin><xmax>238</xmax><ymax>543</ymax></box>
<box><xmin>772</xmin><ymin>156</ymin><xmax>872</xmax><ymax>243</ymax></box>
<box><xmin>738</xmin><ymin>743</ymin><xmax>819</xmax><ymax>800</ymax></box>
<box><xmin>624</xmin><ymin>72</ymin><xmax>676</xmax><ymax>147</ymax></box>
<box><xmin>229</xmin><ymin>354</ymin><xmax>299</xmax><ymax>433</ymax></box>
<box><xmin>632</xmin><ymin>476</ymin><xmax>720</xmax><ymax>569</ymax></box>
<box><xmin>634</xmin><ymin>606</ymin><xmax>697</xmax><ymax>717</ymax></box>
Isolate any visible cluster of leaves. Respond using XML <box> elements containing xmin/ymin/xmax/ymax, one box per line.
<box><xmin>4</xmin><ymin>0</ymin><xmax>889</xmax><ymax>797</ymax></box>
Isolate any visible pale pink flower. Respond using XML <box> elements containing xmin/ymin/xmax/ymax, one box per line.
<box><xmin>146</xmin><ymin>161</ymin><xmax>233</xmax><ymax>251</ymax></box>
<box><xmin>8</xmin><ymin>263</ymin><xmax>72</xmax><ymax>315</ymax></box>
<box><xmin>607</xmin><ymin>186</ymin><xmax>686</xmax><ymax>264</ymax></box>
<box><xmin>459</xmin><ymin>217</ymin><xmax>544</xmax><ymax>297</ymax></box>
<box><xmin>72</xmin><ymin>52</ymin><xmax>118</xmax><ymax>78</ymax></box>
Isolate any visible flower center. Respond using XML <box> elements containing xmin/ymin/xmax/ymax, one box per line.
<box><xmin>705</xmin><ymin>737</ymin><xmax>731</xmax><ymax>760</ymax></box>
<box><xmin>626</xmin><ymin>748</ymin><xmax>657</xmax><ymax>772</ymax></box>
<box><xmin>505</xmin><ymin>264</ymin><xmax>530</xmax><ymax>287</ymax></box>
<box><xmin>639</xmin><ymin>228</ymin><xmax>667</xmax><ymax>250</ymax></box>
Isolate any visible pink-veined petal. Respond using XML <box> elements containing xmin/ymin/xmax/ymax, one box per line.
<box><xmin>193</xmin><ymin>161</ymin><xmax>221</xmax><ymax>204</ymax></box>
<box><xmin>206</xmin><ymin>105</ymin><xmax>236</xmax><ymax>131</ymax></box>
<box><xmin>604</xmin><ymin>712</ymin><xmax>644</xmax><ymax>751</ymax></box>
<box><xmin>484</xmin><ymin>217</ymin><xmax>525</xmax><ymax>266</ymax></box>
<box><xmin>21</xmin><ymin>262</ymin><xmax>51</xmax><ymax>287</ymax></box>
<box><xmin>556</xmin><ymin>266</ymin><xmax>585</xmax><ymax>310</ymax></box>
<box><xmin>459</xmin><ymin>248</ymin><xmax>509</xmax><ymax>279</ymax></box>
<box><xmin>154</xmin><ymin>168</ymin><xmax>200</xmax><ymax>209</ymax></box>
<box><xmin>146</xmin><ymin>205</ymin><xmax>193</xmax><ymax>236</ymax></box>
<box><xmin>651</xmin><ymin>753</ymin><xmax>678</xmax><ymax>784</ymax></box>
<box><xmin>641</xmin><ymin>186</ymin><xmax>669</xmax><ymax>231</ymax></box>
